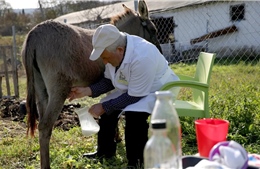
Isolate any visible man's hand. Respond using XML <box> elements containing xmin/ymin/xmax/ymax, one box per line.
<box><xmin>67</xmin><ymin>87</ymin><xmax>92</xmax><ymax>101</ymax></box>
<box><xmin>89</xmin><ymin>103</ymin><xmax>105</xmax><ymax>118</ymax></box>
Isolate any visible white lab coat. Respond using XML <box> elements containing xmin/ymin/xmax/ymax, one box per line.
<box><xmin>100</xmin><ymin>34</ymin><xmax>179</xmax><ymax>114</ymax></box>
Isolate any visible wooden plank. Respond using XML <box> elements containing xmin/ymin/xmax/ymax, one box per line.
<box><xmin>190</xmin><ymin>25</ymin><xmax>238</xmax><ymax>45</ymax></box>
<box><xmin>0</xmin><ymin>70</ymin><xmax>17</xmax><ymax>74</ymax></box>
<box><xmin>0</xmin><ymin>76</ymin><xmax>2</xmax><ymax>98</ymax></box>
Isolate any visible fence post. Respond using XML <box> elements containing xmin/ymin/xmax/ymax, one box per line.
<box><xmin>2</xmin><ymin>47</ymin><xmax>11</xmax><ymax>96</ymax></box>
<box><xmin>12</xmin><ymin>26</ymin><xmax>19</xmax><ymax>98</ymax></box>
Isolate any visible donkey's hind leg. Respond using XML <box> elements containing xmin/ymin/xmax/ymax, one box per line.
<box><xmin>32</xmin><ymin>71</ymin><xmax>51</xmax><ymax>169</ymax></box>
<box><xmin>34</xmin><ymin>70</ymin><xmax>48</xmax><ymax>120</ymax></box>
<box><xmin>37</xmin><ymin>77</ymin><xmax>71</xmax><ymax>169</ymax></box>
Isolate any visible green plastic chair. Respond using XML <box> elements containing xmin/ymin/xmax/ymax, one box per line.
<box><xmin>160</xmin><ymin>52</ymin><xmax>216</xmax><ymax>118</ymax></box>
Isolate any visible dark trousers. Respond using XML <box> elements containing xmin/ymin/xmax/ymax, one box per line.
<box><xmin>97</xmin><ymin>110</ymin><xmax>150</xmax><ymax>167</ymax></box>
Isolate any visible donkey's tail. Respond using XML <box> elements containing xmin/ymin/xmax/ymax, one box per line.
<box><xmin>22</xmin><ymin>33</ymin><xmax>39</xmax><ymax>137</ymax></box>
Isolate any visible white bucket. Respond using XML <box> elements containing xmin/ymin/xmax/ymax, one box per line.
<box><xmin>76</xmin><ymin>107</ymin><xmax>100</xmax><ymax>137</ymax></box>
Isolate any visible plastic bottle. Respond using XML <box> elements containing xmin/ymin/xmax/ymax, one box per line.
<box><xmin>144</xmin><ymin>119</ymin><xmax>176</xmax><ymax>169</ymax></box>
<box><xmin>150</xmin><ymin>91</ymin><xmax>182</xmax><ymax>169</ymax></box>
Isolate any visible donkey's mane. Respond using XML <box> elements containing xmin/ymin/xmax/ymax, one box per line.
<box><xmin>110</xmin><ymin>7</ymin><xmax>137</xmax><ymax>27</ymax></box>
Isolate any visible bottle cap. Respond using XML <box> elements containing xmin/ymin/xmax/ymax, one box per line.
<box><xmin>151</xmin><ymin>119</ymin><xmax>167</xmax><ymax>129</ymax></box>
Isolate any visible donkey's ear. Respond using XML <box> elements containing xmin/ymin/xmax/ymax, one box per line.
<box><xmin>122</xmin><ymin>4</ymin><xmax>131</xmax><ymax>11</ymax></box>
<box><xmin>138</xmin><ymin>0</ymin><xmax>149</xmax><ymax>19</ymax></box>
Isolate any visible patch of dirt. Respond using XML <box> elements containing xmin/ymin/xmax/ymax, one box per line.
<box><xmin>0</xmin><ymin>98</ymin><xmax>82</xmax><ymax>131</ymax></box>
<box><xmin>0</xmin><ymin>98</ymin><xmax>123</xmax><ymax>143</ymax></box>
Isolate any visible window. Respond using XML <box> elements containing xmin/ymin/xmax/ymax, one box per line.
<box><xmin>230</xmin><ymin>4</ymin><xmax>245</xmax><ymax>21</ymax></box>
<box><xmin>151</xmin><ymin>17</ymin><xmax>175</xmax><ymax>44</ymax></box>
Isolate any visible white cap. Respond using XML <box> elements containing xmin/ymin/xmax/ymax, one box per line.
<box><xmin>90</xmin><ymin>24</ymin><xmax>121</xmax><ymax>61</ymax></box>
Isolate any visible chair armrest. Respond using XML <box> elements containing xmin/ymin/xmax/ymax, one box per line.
<box><xmin>160</xmin><ymin>80</ymin><xmax>208</xmax><ymax>92</ymax></box>
<box><xmin>176</xmin><ymin>74</ymin><xmax>195</xmax><ymax>81</ymax></box>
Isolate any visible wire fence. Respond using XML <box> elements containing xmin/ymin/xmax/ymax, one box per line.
<box><xmin>0</xmin><ymin>0</ymin><xmax>259</xmax><ymax>104</ymax></box>
<box><xmin>148</xmin><ymin>0</ymin><xmax>260</xmax><ymax>118</ymax></box>
<box><xmin>151</xmin><ymin>1</ymin><xmax>260</xmax><ymax>65</ymax></box>
<box><xmin>83</xmin><ymin>1</ymin><xmax>260</xmax><ymax>65</ymax></box>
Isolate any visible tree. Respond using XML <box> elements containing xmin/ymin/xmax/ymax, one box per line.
<box><xmin>0</xmin><ymin>0</ymin><xmax>11</xmax><ymax>17</ymax></box>
<box><xmin>0</xmin><ymin>0</ymin><xmax>123</xmax><ymax>36</ymax></box>
<box><xmin>0</xmin><ymin>0</ymin><xmax>13</xmax><ymax>35</ymax></box>
<box><xmin>0</xmin><ymin>0</ymin><xmax>32</xmax><ymax>36</ymax></box>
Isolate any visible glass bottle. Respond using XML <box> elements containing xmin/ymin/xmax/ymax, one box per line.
<box><xmin>150</xmin><ymin>91</ymin><xmax>182</xmax><ymax>169</ymax></box>
<box><xmin>144</xmin><ymin>119</ymin><xmax>176</xmax><ymax>169</ymax></box>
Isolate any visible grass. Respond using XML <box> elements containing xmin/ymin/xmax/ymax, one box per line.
<box><xmin>0</xmin><ymin>61</ymin><xmax>259</xmax><ymax>168</ymax></box>
<box><xmin>0</xmin><ymin>35</ymin><xmax>26</xmax><ymax>46</ymax></box>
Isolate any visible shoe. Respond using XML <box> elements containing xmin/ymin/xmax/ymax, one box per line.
<box><xmin>83</xmin><ymin>151</ymin><xmax>115</xmax><ymax>159</ymax></box>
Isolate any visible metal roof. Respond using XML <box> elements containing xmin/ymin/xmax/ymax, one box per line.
<box><xmin>54</xmin><ymin>0</ymin><xmax>214</xmax><ymax>25</ymax></box>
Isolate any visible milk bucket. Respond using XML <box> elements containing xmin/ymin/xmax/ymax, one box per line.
<box><xmin>76</xmin><ymin>107</ymin><xmax>100</xmax><ymax>137</ymax></box>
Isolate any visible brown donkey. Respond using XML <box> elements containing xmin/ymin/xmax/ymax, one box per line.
<box><xmin>21</xmin><ymin>1</ymin><xmax>161</xmax><ymax>168</ymax></box>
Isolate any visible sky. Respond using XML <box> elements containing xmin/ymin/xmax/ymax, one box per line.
<box><xmin>5</xmin><ymin>0</ymin><xmax>39</xmax><ymax>9</ymax></box>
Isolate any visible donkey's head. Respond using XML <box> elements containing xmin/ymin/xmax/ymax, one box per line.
<box><xmin>111</xmin><ymin>0</ymin><xmax>162</xmax><ymax>53</ymax></box>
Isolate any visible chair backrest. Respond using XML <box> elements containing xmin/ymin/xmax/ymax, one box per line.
<box><xmin>193</xmin><ymin>52</ymin><xmax>216</xmax><ymax>107</ymax></box>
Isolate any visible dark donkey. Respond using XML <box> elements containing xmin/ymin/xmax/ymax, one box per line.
<box><xmin>21</xmin><ymin>0</ymin><xmax>161</xmax><ymax>168</ymax></box>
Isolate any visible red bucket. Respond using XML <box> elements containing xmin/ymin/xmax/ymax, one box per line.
<box><xmin>195</xmin><ymin>118</ymin><xmax>229</xmax><ymax>157</ymax></box>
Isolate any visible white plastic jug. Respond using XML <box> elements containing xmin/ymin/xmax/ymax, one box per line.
<box><xmin>76</xmin><ymin>107</ymin><xmax>100</xmax><ymax>137</ymax></box>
